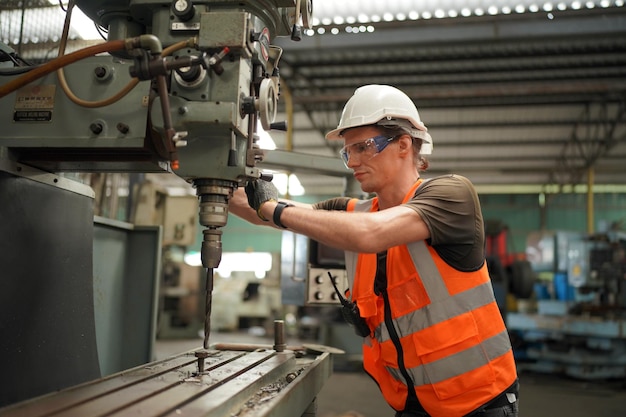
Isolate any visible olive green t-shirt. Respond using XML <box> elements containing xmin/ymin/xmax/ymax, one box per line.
<box><xmin>405</xmin><ymin>174</ymin><xmax>485</xmax><ymax>272</ymax></box>
<box><xmin>314</xmin><ymin>174</ymin><xmax>485</xmax><ymax>272</ymax></box>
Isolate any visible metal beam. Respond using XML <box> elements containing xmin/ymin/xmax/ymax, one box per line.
<box><xmin>259</xmin><ymin>149</ymin><xmax>349</xmax><ymax>177</ymax></box>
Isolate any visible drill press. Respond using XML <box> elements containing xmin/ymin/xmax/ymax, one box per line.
<box><xmin>0</xmin><ymin>0</ymin><xmax>312</xmax><ymax>349</ymax></box>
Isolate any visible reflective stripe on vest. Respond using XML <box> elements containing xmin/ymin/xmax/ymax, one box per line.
<box><xmin>373</xmin><ymin>241</ymin><xmax>496</xmax><ymax>342</ymax></box>
<box><xmin>387</xmin><ymin>330</ymin><xmax>512</xmax><ymax>386</ymax></box>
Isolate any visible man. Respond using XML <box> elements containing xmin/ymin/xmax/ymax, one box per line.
<box><xmin>229</xmin><ymin>84</ymin><xmax>519</xmax><ymax>417</ymax></box>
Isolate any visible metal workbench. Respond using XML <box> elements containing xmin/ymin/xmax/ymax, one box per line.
<box><xmin>0</xmin><ymin>347</ymin><xmax>332</xmax><ymax>417</ymax></box>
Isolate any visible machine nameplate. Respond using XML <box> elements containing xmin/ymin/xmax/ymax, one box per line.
<box><xmin>13</xmin><ymin>85</ymin><xmax>55</xmax><ymax>122</ymax></box>
<box><xmin>172</xmin><ymin>22</ymin><xmax>200</xmax><ymax>30</ymax></box>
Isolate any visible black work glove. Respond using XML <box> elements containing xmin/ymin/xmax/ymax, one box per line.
<box><xmin>245</xmin><ymin>179</ymin><xmax>278</xmax><ymax>219</ymax></box>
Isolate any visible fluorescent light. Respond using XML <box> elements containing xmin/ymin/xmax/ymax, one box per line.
<box><xmin>185</xmin><ymin>252</ymin><xmax>273</xmax><ymax>279</ymax></box>
<box><xmin>311</xmin><ymin>0</ymin><xmax>624</xmax><ymax>27</ymax></box>
<box><xmin>272</xmin><ymin>172</ymin><xmax>305</xmax><ymax>196</ymax></box>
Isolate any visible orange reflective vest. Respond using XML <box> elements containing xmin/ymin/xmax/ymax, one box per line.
<box><xmin>345</xmin><ymin>180</ymin><xmax>517</xmax><ymax>417</ymax></box>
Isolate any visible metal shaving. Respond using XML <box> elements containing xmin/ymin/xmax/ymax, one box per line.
<box><xmin>230</xmin><ymin>368</ymin><xmax>305</xmax><ymax>417</ymax></box>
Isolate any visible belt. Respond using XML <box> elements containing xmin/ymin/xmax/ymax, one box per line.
<box><xmin>397</xmin><ymin>380</ymin><xmax>519</xmax><ymax>417</ymax></box>
<box><xmin>467</xmin><ymin>379</ymin><xmax>519</xmax><ymax>416</ymax></box>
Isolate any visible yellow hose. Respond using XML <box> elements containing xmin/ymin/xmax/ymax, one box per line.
<box><xmin>54</xmin><ymin>38</ymin><xmax>197</xmax><ymax>108</ymax></box>
<box><xmin>55</xmin><ymin>38</ymin><xmax>196</xmax><ymax>108</ymax></box>
<box><xmin>0</xmin><ymin>40</ymin><xmax>126</xmax><ymax>98</ymax></box>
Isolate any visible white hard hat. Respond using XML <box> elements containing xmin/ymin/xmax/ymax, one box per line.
<box><xmin>325</xmin><ymin>84</ymin><xmax>433</xmax><ymax>155</ymax></box>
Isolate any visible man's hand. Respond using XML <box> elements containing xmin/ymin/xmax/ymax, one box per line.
<box><xmin>245</xmin><ymin>180</ymin><xmax>278</xmax><ymax>219</ymax></box>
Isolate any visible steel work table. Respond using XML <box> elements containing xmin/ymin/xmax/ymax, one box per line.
<box><xmin>0</xmin><ymin>347</ymin><xmax>333</xmax><ymax>417</ymax></box>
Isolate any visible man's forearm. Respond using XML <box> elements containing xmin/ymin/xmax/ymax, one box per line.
<box><xmin>258</xmin><ymin>201</ymin><xmax>379</xmax><ymax>252</ymax></box>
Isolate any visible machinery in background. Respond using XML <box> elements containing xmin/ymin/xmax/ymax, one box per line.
<box><xmin>211</xmin><ymin>269</ymin><xmax>283</xmax><ymax>332</ymax></box>
<box><xmin>484</xmin><ymin>219</ymin><xmax>537</xmax><ymax>321</ymax></box>
<box><xmin>280</xmin><ymin>231</ymin><xmax>364</xmax><ymax>368</ymax></box>
<box><xmin>508</xmin><ymin>229</ymin><xmax>626</xmax><ymax>379</ymax></box>
<box><xmin>132</xmin><ymin>178</ymin><xmax>205</xmax><ymax>338</ymax></box>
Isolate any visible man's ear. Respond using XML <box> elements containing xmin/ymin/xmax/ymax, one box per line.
<box><xmin>397</xmin><ymin>135</ymin><xmax>413</xmax><ymax>154</ymax></box>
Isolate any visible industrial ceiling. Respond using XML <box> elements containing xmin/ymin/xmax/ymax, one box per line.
<box><xmin>2</xmin><ymin>1</ymin><xmax>625</xmax><ymax>196</ymax></box>
<box><xmin>267</xmin><ymin>4</ymin><xmax>626</xmax><ymax>195</ymax></box>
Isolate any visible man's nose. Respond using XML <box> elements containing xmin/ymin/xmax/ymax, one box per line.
<box><xmin>346</xmin><ymin>152</ymin><xmax>360</xmax><ymax>168</ymax></box>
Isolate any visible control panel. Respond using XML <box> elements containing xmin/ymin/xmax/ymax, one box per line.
<box><xmin>306</xmin><ymin>268</ymin><xmax>349</xmax><ymax>305</ymax></box>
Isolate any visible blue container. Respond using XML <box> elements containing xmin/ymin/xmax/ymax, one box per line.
<box><xmin>533</xmin><ymin>282</ymin><xmax>551</xmax><ymax>300</ymax></box>
<box><xmin>554</xmin><ymin>272</ymin><xmax>575</xmax><ymax>301</ymax></box>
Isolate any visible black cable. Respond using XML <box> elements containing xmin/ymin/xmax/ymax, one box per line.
<box><xmin>0</xmin><ymin>49</ymin><xmax>37</xmax><ymax>75</ymax></box>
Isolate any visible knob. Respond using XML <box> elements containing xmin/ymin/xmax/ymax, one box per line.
<box><xmin>171</xmin><ymin>0</ymin><xmax>195</xmax><ymax>21</ymax></box>
<box><xmin>175</xmin><ymin>65</ymin><xmax>201</xmax><ymax>83</ymax></box>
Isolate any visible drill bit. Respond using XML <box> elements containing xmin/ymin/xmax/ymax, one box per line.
<box><xmin>203</xmin><ymin>267</ymin><xmax>214</xmax><ymax>349</ymax></box>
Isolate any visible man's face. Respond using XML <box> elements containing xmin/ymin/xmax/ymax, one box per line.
<box><xmin>341</xmin><ymin>126</ymin><xmax>398</xmax><ymax>193</ymax></box>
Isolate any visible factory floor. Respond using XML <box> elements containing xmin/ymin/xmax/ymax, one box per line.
<box><xmin>154</xmin><ymin>331</ymin><xmax>626</xmax><ymax>417</ymax></box>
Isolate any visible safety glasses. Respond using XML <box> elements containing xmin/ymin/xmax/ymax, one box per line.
<box><xmin>339</xmin><ymin>135</ymin><xmax>398</xmax><ymax>168</ymax></box>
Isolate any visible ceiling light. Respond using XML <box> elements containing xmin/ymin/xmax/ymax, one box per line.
<box><xmin>310</xmin><ymin>0</ymin><xmax>623</xmax><ymax>29</ymax></box>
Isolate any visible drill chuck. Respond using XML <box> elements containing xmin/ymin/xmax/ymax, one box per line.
<box><xmin>201</xmin><ymin>229</ymin><xmax>222</xmax><ymax>269</ymax></box>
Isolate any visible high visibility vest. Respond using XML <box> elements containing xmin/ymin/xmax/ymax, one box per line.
<box><xmin>345</xmin><ymin>180</ymin><xmax>517</xmax><ymax>417</ymax></box>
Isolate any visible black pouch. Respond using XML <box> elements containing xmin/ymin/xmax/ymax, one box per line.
<box><xmin>328</xmin><ymin>272</ymin><xmax>371</xmax><ymax>337</ymax></box>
